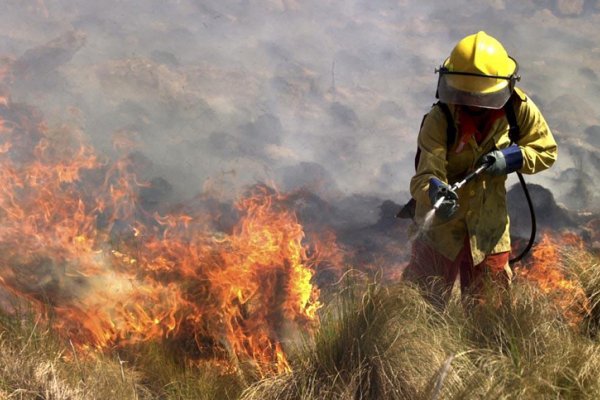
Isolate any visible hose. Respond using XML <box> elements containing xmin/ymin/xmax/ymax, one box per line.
<box><xmin>509</xmin><ymin>171</ymin><xmax>536</xmax><ymax>265</ymax></box>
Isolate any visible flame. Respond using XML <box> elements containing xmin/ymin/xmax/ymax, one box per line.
<box><xmin>515</xmin><ymin>232</ymin><xmax>590</xmax><ymax>326</ymax></box>
<box><xmin>0</xmin><ymin>95</ymin><xmax>333</xmax><ymax>374</ymax></box>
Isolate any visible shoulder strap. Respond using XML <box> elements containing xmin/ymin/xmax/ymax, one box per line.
<box><xmin>413</xmin><ymin>102</ymin><xmax>456</xmax><ymax>170</ymax></box>
<box><xmin>413</xmin><ymin>114</ymin><xmax>427</xmax><ymax>170</ymax></box>
<box><xmin>436</xmin><ymin>101</ymin><xmax>457</xmax><ymax>149</ymax></box>
<box><xmin>503</xmin><ymin>95</ymin><xmax>521</xmax><ymax>144</ymax></box>
<box><xmin>413</xmin><ymin>102</ymin><xmax>457</xmax><ymax>170</ymax></box>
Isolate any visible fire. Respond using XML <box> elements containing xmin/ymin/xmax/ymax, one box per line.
<box><xmin>516</xmin><ymin>232</ymin><xmax>590</xmax><ymax>326</ymax></box>
<box><xmin>0</xmin><ymin>96</ymin><xmax>331</xmax><ymax>374</ymax></box>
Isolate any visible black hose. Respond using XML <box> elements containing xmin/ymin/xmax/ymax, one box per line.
<box><xmin>509</xmin><ymin>171</ymin><xmax>536</xmax><ymax>265</ymax></box>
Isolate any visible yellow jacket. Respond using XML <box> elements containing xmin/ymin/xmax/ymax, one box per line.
<box><xmin>410</xmin><ymin>88</ymin><xmax>557</xmax><ymax>264</ymax></box>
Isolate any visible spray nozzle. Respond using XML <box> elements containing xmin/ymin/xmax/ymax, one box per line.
<box><xmin>432</xmin><ymin>162</ymin><xmax>493</xmax><ymax>212</ymax></box>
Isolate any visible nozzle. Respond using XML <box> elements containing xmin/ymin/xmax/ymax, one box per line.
<box><xmin>432</xmin><ymin>184</ymin><xmax>451</xmax><ymax>211</ymax></box>
<box><xmin>433</xmin><ymin>196</ymin><xmax>445</xmax><ymax>210</ymax></box>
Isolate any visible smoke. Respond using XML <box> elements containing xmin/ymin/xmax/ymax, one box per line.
<box><xmin>0</xmin><ymin>0</ymin><xmax>599</xmax><ymax>208</ymax></box>
<box><xmin>3</xmin><ymin>1</ymin><xmax>600</xmax><ymax>371</ymax></box>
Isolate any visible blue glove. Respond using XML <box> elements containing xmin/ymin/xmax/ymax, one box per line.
<box><xmin>480</xmin><ymin>145</ymin><xmax>523</xmax><ymax>176</ymax></box>
<box><xmin>428</xmin><ymin>177</ymin><xmax>459</xmax><ymax>219</ymax></box>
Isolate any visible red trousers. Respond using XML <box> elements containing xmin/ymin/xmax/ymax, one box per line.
<box><xmin>402</xmin><ymin>237</ymin><xmax>511</xmax><ymax>309</ymax></box>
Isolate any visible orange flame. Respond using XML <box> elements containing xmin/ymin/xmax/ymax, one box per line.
<box><xmin>0</xmin><ymin>96</ymin><xmax>335</xmax><ymax>374</ymax></box>
<box><xmin>515</xmin><ymin>232</ymin><xmax>590</xmax><ymax>326</ymax></box>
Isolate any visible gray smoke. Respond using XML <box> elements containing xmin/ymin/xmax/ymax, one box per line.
<box><xmin>0</xmin><ymin>0</ymin><xmax>599</xmax><ymax>213</ymax></box>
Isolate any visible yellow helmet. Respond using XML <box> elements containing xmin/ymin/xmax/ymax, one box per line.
<box><xmin>437</xmin><ymin>31</ymin><xmax>520</xmax><ymax>109</ymax></box>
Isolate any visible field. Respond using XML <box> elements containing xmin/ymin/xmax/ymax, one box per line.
<box><xmin>1</xmin><ymin>238</ymin><xmax>598</xmax><ymax>400</ymax></box>
<box><xmin>1</xmin><ymin>3</ymin><xmax>599</xmax><ymax>399</ymax></box>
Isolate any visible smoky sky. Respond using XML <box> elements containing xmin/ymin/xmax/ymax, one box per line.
<box><xmin>0</xmin><ymin>0</ymin><xmax>599</xmax><ymax>210</ymax></box>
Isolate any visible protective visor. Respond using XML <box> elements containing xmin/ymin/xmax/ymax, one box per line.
<box><xmin>436</xmin><ymin>60</ymin><xmax>520</xmax><ymax>109</ymax></box>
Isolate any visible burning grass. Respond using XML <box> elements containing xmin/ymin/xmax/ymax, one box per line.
<box><xmin>0</xmin><ymin>94</ymin><xmax>334</xmax><ymax>375</ymax></box>
<box><xmin>1</xmin><ymin>236</ymin><xmax>600</xmax><ymax>399</ymax></box>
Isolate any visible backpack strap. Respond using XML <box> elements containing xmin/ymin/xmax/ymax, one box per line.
<box><xmin>436</xmin><ymin>101</ymin><xmax>457</xmax><ymax>149</ymax></box>
<box><xmin>413</xmin><ymin>102</ymin><xmax>456</xmax><ymax>170</ymax></box>
<box><xmin>413</xmin><ymin>114</ymin><xmax>427</xmax><ymax>170</ymax></box>
<box><xmin>503</xmin><ymin>94</ymin><xmax>521</xmax><ymax>144</ymax></box>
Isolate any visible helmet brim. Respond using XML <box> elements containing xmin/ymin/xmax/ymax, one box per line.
<box><xmin>437</xmin><ymin>73</ymin><xmax>513</xmax><ymax>109</ymax></box>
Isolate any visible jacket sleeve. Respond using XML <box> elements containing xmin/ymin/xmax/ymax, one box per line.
<box><xmin>515</xmin><ymin>94</ymin><xmax>558</xmax><ymax>174</ymax></box>
<box><xmin>410</xmin><ymin>108</ymin><xmax>448</xmax><ymax>207</ymax></box>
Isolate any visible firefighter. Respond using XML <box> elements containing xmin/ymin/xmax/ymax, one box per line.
<box><xmin>402</xmin><ymin>31</ymin><xmax>557</xmax><ymax>309</ymax></box>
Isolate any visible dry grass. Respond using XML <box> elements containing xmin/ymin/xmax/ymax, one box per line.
<box><xmin>243</xmin><ymin>246</ymin><xmax>600</xmax><ymax>400</ymax></box>
<box><xmin>1</xmin><ymin>245</ymin><xmax>599</xmax><ymax>399</ymax></box>
<box><xmin>0</xmin><ymin>311</ymin><xmax>145</xmax><ymax>399</ymax></box>
<box><xmin>0</xmin><ymin>308</ymin><xmax>247</xmax><ymax>399</ymax></box>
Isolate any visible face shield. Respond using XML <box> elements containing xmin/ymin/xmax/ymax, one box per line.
<box><xmin>436</xmin><ymin>58</ymin><xmax>520</xmax><ymax>109</ymax></box>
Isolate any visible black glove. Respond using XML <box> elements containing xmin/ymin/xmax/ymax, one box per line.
<box><xmin>428</xmin><ymin>177</ymin><xmax>459</xmax><ymax>219</ymax></box>
<box><xmin>479</xmin><ymin>145</ymin><xmax>523</xmax><ymax>176</ymax></box>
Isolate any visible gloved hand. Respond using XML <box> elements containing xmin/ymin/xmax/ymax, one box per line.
<box><xmin>479</xmin><ymin>145</ymin><xmax>523</xmax><ymax>176</ymax></box>
<box><xmin>428</xmin><ymin>177</ymin><xmax>459</xmax><ymax>219</ymax></box>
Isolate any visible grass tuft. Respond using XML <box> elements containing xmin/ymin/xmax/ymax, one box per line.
<box><xmin>243</xmin><ymin>247</ymin><xmax>600</xmax><ymax>400</ymax></box>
